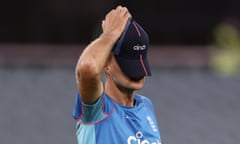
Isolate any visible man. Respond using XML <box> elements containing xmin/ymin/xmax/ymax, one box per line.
<box><xmin>73</xmin><ymin>6</ymin><xmax>162</xmax><ymax>144</ymax></box>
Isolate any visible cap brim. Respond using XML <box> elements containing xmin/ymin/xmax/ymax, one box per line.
<box><xmin>115</xmin><ymin>56</ymin><xmax>152</xmax><ymax>78</ymax></box>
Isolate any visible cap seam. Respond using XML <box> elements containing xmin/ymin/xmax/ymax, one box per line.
<box><xmin>132</xmin><ymin>21</ymin><xmax>141</xmax><ymax>37</ymax></box>
<box><xmin>139</xmin><ymin>54</ymin><xmax>148</xmax><ymax>76</ymax></box>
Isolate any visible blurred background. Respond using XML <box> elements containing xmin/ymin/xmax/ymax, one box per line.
<box><xmin>0</xmin><ymin>0</ymin><xmax>240</xmax><ymax>144</ymax></box>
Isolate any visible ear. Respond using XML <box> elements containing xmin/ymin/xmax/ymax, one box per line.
<box><xmin>104</xmin><ymin>53</ymin><xmax>113</xmax><ymax>75</ymax></box>
<box><xmin>104</xmin><ymin>65</ymin><xmax>111</xmax><ymax>77</ymax></box>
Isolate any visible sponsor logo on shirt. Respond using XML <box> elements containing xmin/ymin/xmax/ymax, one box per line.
<box><xmin>127</xmin><ymin>131</ymin><xmax>161</xmax><ymax>144</ymax></box>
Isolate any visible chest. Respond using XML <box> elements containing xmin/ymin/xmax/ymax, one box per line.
<box><xmin>95</xmin><ymin>107</ymin><xmax>161</xmax><ymax>144</ymax></box>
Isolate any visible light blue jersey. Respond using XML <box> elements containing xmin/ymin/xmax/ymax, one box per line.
<box><xmin>73</xmin><ymin>92</ymin><xmax>162</xmax><ymax>144</ymax></box>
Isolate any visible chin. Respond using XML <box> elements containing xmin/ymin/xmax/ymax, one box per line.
<box><xmin>134</xmin><ymin>86</ymin><xmax>144</xmax><ymax>90</ymax></box>
<box><xmin>129</xmin><ymin>76</ymin><xmax>144</xmax><ymax>81</ymax></box>
<box><xmin>129</xmin><ymin>78</ymin><xmax>145</xmax><ymax>90</ymax></box>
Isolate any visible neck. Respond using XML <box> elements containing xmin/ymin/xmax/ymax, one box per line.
<box><xmin>105</xmin><ymin>80</ymin><xmax>135</xmax><ymax>107</ymax></box>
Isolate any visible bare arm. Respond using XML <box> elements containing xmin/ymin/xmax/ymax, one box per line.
<box><xmin>75</xmin><ymin>6</ymin><xmax>131</xmax><ymax>104</ymax></box>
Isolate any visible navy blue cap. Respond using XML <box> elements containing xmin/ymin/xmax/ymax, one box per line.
<box><xmin>112</xmin><ymin>19</ymin><xmax>151</xmax><ymax>78</ymax></box>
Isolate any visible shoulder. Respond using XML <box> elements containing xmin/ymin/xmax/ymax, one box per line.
<box><xmin>135</xmin><ymin>94</ymin><xmax>155</xmax><ymax>111</ymax></box>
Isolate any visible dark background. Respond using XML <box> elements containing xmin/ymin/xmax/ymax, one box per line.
<box><xmin>1</xmin><ymin>0</ymin><xmax>240</xmax><ymax>45</ymax></box>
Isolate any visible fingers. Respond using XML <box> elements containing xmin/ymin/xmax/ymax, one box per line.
<box><xmin>101</xmin><ymin>5</ymin><xmax>132</xmax><ymax>37</ymax></box>
<box><xmin>116</xmin><ymin>6</ymin><xmax>131</xmax><ymax>18</ymax></box>
<box><xmin>105</xmin><ymin>9</ymin><xmax>114</xmax><ymax>20</ymax></box>
<box><xmin>105</xmin><ymin>6</ymin><xmax>131</xmax><ymax>20</ymax></box>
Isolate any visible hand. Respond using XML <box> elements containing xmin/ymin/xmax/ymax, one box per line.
<box><xmin>101</xmin><ymin>6</ymin><xmax>132</xmax><ymax>41</ymax></box>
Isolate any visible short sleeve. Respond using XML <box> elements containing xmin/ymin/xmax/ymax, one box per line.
<box><xmin>72</xmin><ymin>93</ymin><xmax>115</xmax><ymax>123</ymax></box>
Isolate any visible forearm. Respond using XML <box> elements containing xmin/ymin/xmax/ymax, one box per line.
<box><xmin>76</xmin><ymin>6</ymin><xmax>130</xmax><ymax>77</ymax></box>
<box><xmin>74</xmin><ymin>33</ymin><xmax>117</xmax><ymax>104</ymax></box>
<box><xmin>74</xmin><ymin>6</ymin><xmax>131</xmax><ymax>104</ymax></box>
<box><xmin>76</xmin><ymin>33</ymin><xmax>117</xmax><ymax>75</ymax></box>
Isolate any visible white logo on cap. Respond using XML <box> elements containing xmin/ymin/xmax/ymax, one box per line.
<box><xmin>133</xmin><ymin>45</ymin><xmax>146</xmax><ymax>51</ymax></box>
